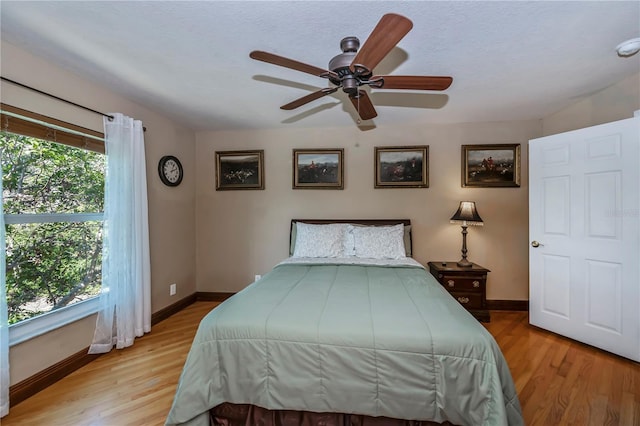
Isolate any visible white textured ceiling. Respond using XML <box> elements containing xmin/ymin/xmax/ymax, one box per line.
<box><xmin>1</xmin><ymin>1</ymin><xmax>639</xmax><ymax>131</ymax></box>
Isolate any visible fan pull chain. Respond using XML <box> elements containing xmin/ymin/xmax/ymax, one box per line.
<box><xmin>356</xmin><ymin>91</ymin><xmax>361</xmax><ymax>124</ymax></box>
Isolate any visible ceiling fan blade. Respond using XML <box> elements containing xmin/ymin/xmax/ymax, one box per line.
<box><xmin>350</xmin><ymin>14</ymin><xmax>413</xmax><ymax>75</ymax></box>
<box><xmin>371</xmin><ymin>75</ymin><xmax>453</xmax><ymax>91</ymax></box>
<box><xmin>250</xmin><ymin>51</ymin><xmax>331</xmax><ymax>77</ymax></box>
<box><xmin>281</xmin><ymin>87</ymin><xmax>339</xmax><ymax>110</ymax></box>
<box><xmin>349</xmin><ymin>90</ymin><xmax>378</xmax><ymax>120</ymax></box>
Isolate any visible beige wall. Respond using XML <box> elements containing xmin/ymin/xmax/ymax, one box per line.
<box><xmin>1</xmin><ymin>41</ymin><xmax>197</xmax><ymax>385</ymax></box>
<box><xmin>195</xmin><ymin>71</ymin><xmax>640</xmax><ymax>302</ymax></box>
<box><xmin>542</xmin><ymin>72</ymin><xmax>640</xmax><ymax>136</ymax></box>
<box><xmin>195</xmin><ymin>120</ymin><xmax>540</xmax><ymax>301</ymax></box>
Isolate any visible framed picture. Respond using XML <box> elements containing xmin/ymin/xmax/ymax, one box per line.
<box><xmin>293</xmin><ymin>149</ymin><xmax>344</xmax><ymax>189</ymax></box>
<box><xmin>215</xmin><ymin>150</ymin><xmax>264</xmax><ymax>190</ymax></box>
<box><xmin>461</xmin><ymin>144</ymin><xmax>520</xmax><ymax>187</ymax></box>
<box><xmin>374</xmin><ymin>146</ymin><xmax>429</xmax><ymax>188</ymax></box>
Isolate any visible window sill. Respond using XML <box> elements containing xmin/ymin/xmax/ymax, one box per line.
<box><xmin>9</xmin><ymin>297</ymin><xmax>100</xmax><ymax>346</ymax></box>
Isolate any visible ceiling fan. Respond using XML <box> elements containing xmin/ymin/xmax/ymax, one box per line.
<box><xmin>249</xmin><ymin>13</ymin><xmax>453</xmax><ymax>121</ymax></box>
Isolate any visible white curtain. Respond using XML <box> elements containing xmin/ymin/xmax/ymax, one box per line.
<box><xmin>1</xmin><ymin>150</ymin><xmax>9</xmax><ymax>417</ymax></box>
<box><xmin>89</xmin><ymin>113</ymin><xmax>151</xmax><ymax>354</ymax></box>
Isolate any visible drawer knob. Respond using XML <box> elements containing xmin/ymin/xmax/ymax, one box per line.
<box><xmin>457</xmin><ymin>296</ymin><xmax>470</xmax><ymax>304</ymax></box>
<box><xmin>473</xmin><ymin>280</ymin><xmax>480</xmax><ymax>288</ymax></box>
<box><xmin>447</xmin><ymin>280</ymin><xmax>455</xmax><ymax>287</ymax></box>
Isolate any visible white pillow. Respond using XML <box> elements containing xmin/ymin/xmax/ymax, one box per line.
<box><xmin>293</xmin><ymin>223</ymin><xmax>347</xmax><ymax>258</ymax></box>
<box><xmin>351</xmin><ymin>224</ymin><xmax>406</xmax><ymax>259</ymax></box>
<box><xmin>343</xmin><ymin>225</ymin><xmax>356</xmax><ymax>256</ymax></box>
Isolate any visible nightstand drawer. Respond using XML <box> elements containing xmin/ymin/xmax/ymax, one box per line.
<box><xmin>449</xmin><ymin>291</ymin><xmax>483</xmax><ymax>309</ymax></box>
<box><xmin>441</xmin><ymin>276</ymin><xmax>485</xmax><ymax>292</ymax></box>
<box><xmin>427</xmin><ymin>261</ymin><xmax>491</xmax><ymax>322</ymax></box>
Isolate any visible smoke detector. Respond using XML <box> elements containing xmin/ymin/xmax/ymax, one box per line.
<box><xmin>616</xmin><ymin>38</ymin><xmax>640</xmax><ymax>57</ymax></box>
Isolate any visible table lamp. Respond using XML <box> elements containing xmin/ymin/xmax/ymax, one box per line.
<box><xmin>450</xmin><ymin>201</ymin><xmax>483</xmax><ymax>267</ymax></box>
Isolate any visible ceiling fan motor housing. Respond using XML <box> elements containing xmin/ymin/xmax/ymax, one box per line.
<box><xmin>328</xmin><ymin>37</ymin><xmax>371</xmax><ymax>94</ymax></box>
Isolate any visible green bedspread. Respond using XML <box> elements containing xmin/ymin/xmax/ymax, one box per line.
<box><xmin>166</xmin><ymin>262</ymin><xmax>523</xmax><ymax>426</ymax></box>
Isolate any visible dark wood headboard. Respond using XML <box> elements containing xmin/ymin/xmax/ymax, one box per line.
<box><xmin>290</xmin><ymin>219</ymin><xmax>412</xmax><ymax>256</ymax></box>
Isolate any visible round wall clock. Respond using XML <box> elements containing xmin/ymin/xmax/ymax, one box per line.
<box><xmin>158</xmin><ymin>155</ymin><xmax>183</xmax><ymax>186</ymax></box>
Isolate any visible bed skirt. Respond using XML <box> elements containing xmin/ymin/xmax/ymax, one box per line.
<box><xmin>210</xmin><ymin>403</ymin><xmax>455</xmax><ymax>426</ymax></box>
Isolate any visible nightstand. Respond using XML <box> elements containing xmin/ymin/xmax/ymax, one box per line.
<box><xmin>428</xmin><ymin>261</ymin><xmax>490</xmax><ymax>322</ymax></box>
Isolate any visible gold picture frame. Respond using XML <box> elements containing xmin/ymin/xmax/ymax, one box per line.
<box><xmin>374</xmin><ymin>146</ymin><xmax>429</xmax><ymax>188</ymax></box>
<box><xmin>292</xmin><ymin>149</ymin><xmax>344</xmax><ymax>189</ymax></box>
<box><xmin>461</xmin><ymin>144</ymin><xmax>520</xmax><ymax>187</ymax></box>
<box><xmin>215</xmin><ymin>150</ymin><xmax>264</xmax><ymax>190</ymax></box>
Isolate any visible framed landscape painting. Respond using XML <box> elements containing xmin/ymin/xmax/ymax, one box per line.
<box><xmin>461</xmin><ymin>144</ymin><xmax>520</xmax><ymax>187</ymax></box>
<box><xmin>293</xmin><ymin>149</ymin><xmax>344</xmax><ymax>189</ymax></box>
<box><xmin>215</xmin><ymin>150</ymin><xmax>264</xmax><ymax>190</ymax></box>
<box><xmin>375</xmin><ymin>146</ymin><xmax>429</xmax><ymax>188</ymax></box>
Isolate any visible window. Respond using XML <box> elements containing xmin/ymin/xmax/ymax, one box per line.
<box><xmin>1</xmin><ymin>104</ymin><xmax>105</xmax><ymax>343</ymax></box>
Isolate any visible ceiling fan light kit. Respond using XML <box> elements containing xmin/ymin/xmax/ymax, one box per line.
<box><xmin>249</xmin><ymin>13</ymin><xmax>453</xmax><ymax>123</ymax></box>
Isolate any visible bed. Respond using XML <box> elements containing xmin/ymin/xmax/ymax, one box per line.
<box><xmin>166</xmin><ymin>219</ymin><xmax>523</xmax><ymax>426</ymax></box>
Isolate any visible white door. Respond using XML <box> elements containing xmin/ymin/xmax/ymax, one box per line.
<box><xmin>529</xmin><ymin>116</ymin><xmax>639</xmax><ymax>362</ymax></box>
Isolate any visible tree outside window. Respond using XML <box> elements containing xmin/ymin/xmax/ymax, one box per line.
<box><xmin>1</xmin><ymin>132</ymin><xmax>105</xmax><ymax>325</ymax></box>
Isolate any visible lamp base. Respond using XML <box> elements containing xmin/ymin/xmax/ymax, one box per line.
<box><xmin>456</xmin><ymin>258</ymin><xmax>473</xmax><ymax>268</ymax></box>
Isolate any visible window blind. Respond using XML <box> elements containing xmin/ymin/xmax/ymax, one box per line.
<box><xmin>0</xmin><ymin>103</ymin><xmax>104</xmax><ymax>154</ymax></box>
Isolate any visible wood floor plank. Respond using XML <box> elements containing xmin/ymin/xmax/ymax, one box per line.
<box><xmin>3</xmin><ymin>304</ymin><xmax>639</xmax><ymax>425</ymax></box>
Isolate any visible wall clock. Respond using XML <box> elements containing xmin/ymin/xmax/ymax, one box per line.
<box><xmin>158</xmin><ymin>155</ymin><xmax>183</xmax><ymax>186</ymax></box>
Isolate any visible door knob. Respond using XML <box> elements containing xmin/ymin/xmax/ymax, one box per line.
<box><xmin>531</xmin><ymin>241</ymin><xmax>542</xmax><ymax>248</ymax></box>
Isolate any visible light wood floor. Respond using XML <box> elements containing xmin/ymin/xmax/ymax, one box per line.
<box><xmin>3</xmin><ymin>302</ymin><xmax>639</xmax><ymax>426</ymax></box>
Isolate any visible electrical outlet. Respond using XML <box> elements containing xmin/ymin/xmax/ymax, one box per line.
<box><xmin>254</xmin><ymin>274</ymin><xmax>261</xmax><ymax>282</ymax></box>
<box><xmin>170</xmin><ymin>283</ymin><xmax>177</xmax><ymax>296</ymax></box>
